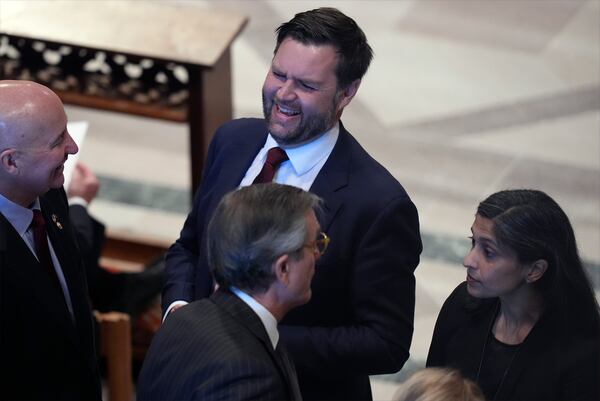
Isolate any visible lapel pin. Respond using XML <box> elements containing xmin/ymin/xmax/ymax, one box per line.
<box><xmin>51</xmin><ymin>214</ymin><xmax>63</xmax><ymax>230</ymax></box>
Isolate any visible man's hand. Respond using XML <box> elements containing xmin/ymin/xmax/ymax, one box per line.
<box><xmin>170</xmin><ymin>304</ymin><xmax>184</xmax><ymax>314</ymax></box>
<box><xmin>67</xmin><ymin>162</ymin><xmax>99</xmax><ymax>204</ymax></box>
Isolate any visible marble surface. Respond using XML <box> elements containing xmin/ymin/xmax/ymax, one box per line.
<box><xmin>58</xmin><ymin>1</ymin><xmax>599</xmax><ymax>399</ymax></box>
<box><xmin>0</xmin><ymin>0</ymin><xmax>247</xmax><ymax>65</ymax></box>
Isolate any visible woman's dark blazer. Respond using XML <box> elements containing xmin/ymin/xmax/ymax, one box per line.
<box><xmin>427</xmin><ymin>282</ymin><xmax>600</xmax><ymax>401</ymax></box>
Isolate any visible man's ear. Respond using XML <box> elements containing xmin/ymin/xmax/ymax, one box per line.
<box><xmin>526</xmin><ymin>259</ymin><xmax>548</xmax><ymax>284</ymax></box>
<box><xmin>0</xmin><ymin>148</ymin><xmax>18</xmax><ymax>174</ymax></box>
<box><xmin>274</xmin><ymin>254</ymin><xmax>291</xmax><ymax>286</ymax></box>
<box><xmin>336</xmin><ymin>79</ymin><xmax>361</xmax><ymax>111</ymax></box>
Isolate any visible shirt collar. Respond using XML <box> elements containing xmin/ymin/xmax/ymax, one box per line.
<box><xmin>0</xmin><ymin>193</ymin><xmax>39</xmax><ymax>236</ymax></box>
<box><xmin>231</xmin><ymin>286</ymin><xmax>279</xmax><ymax>349</ymax></box>
<box><xmin>266</xmin><ymin>121</ymin><xmax>339</xmax><ymax>177</ymax></box>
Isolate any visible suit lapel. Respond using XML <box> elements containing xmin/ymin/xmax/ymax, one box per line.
<box><xmin>310</xmin><ymin>123</ymin><xmax>351</xmax><ymax>232</ymax></box>
<box><xmin>211</xmin><ymin>290</ymin><xmax>300</xmax><ymax>399</ymax></box>
<box><xmin>39</xmin><ymin>193</ymin><xmax>96</xmax><ymax>360</ymax></box>
<box><xmin>275</xmin><ymin>342</ymin><xmax>303</xmax><ymax>401</ymax></box>
<box><xmin>210</xmin><ymin>128</ymin><xmax>267</xmax><ymax>198</ymax></box>
<box><xmin>211</xmin><ymin>121</ymin><xmax>352</xmax><ymax>233</ymax></box>
<box><xmin>40</xmin><ymin>199</ymin><xmax>75</xmax><ymax>296</ymax></box>
<box><xmin>211</xmin><ymin>290</ymin><xmax>272</xmax><ymax>348</ymax></box>
<box><xmin>0</xmin><ymin>212</ymin><xmax>78</xmax><ymax>346</ymax></box>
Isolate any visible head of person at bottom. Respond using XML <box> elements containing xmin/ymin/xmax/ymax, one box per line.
<box><xmin>207</xmin><ymin>183</ymin><xmax>325</xmax><ymax>321</ymax></box>
<box><xmin>0</xmin><ymin>80</ymin><xmax>78</xmax><ymax>207</ymax></box>
<box><xmin>465</xmin><ymin>189</ymin><xmax>600</xmax><ymax>337</ymax></box>
<box><xmin>393</xmin><ymin>368</ymin><xmax>485</xmax><ymax>401</ymax></box>
<box><xmin>262</xmin><ymin>7</ymin><xmax>373</xmax><ymax>147</ymax></box>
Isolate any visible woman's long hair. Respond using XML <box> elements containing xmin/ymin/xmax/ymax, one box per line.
<box><xmin>477</xmin><ymin>189</ymin><xmax>599</xmax><ymax>336</ymax></box>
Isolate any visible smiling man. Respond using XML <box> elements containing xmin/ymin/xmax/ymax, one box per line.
<box><xmin>163</xmin><ymin>8</ymin><xmax>422</xmax><ymax>400</ymax></box>
<box><xmin>0</xmin><ymin>80</ymin><xmax>101</xmax><ymax>400</ymax></box>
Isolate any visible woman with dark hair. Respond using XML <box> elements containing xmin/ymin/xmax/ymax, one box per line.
<box><xmin>427</xmin><ymin>189</ymin><xmax>600</xmax><ymax>401</ymax></box>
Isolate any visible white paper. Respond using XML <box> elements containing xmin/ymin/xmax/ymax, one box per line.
<box><xmin>63</xmin><ymin>121</ymin><xmax>88</xmax><ymax>190</ymax></box>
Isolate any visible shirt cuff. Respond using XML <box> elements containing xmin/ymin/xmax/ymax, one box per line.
<box><xmin>163</xmin><ymin>300</ymin><xmax>189</xmax><ymax>323</ymax></box>
<box><xmin>68</xmin><ymin>196</ymin><xmax>89</xmax><ymax>207</ymax></box>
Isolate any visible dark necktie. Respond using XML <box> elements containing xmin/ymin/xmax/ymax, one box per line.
<box><xmin>275</xmin><ymin>342</ymin><xmax>302</xmax><ymax>401</ymax></box>
<box><xmin>253</xmin><ymin>147</ymin><xmax>289</xmax><ymax>184</ymax></box>
<box><xmin>31</xmin><ymin>210</ymin><xmax>58</xmax><ymax>281</ymax></box>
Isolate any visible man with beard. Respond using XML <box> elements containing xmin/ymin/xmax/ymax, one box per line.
<box><xmin>0</xmin><ymin>80</ymin><xmax>101</xmax><ymax>400</ymax></box>
<box><xmin>163</xmin><ymin>8</ymin><xmax>422</xmax><ymax>401</ymax></box>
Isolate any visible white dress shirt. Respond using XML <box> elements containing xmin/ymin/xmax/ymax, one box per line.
<box><xmin>239</xmin><ymin>122</ymin><xmax>339</xmax><ymax>190</ymax></box>
<box><xmin>231</xmin><ymin>286</ymin><xmax>279</xmax><ymax>349</ymax></box>
<box><xmin>164</xmin><ymin>122</ymin><xmax>340</xmax><ymax>318</ymax></box>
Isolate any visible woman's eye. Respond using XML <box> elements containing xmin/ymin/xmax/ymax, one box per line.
<box><xmin>484</xmin><ymin>248</ymin><xmax>496</xmax><ymax>259</ymax></box>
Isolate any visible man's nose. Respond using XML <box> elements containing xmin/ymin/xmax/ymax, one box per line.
<box><xmin>277</xmin><ymin>80</ymin><xmax>296</xmax><ymax>101</ymax></box>
<box><xmin>65</xmin><ymin>132</ymin><xmax>79</xmax><ymax>155</ymax></box>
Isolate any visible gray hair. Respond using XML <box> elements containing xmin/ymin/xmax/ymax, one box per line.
<box><xmin>207</xmin><ymin>183</ymin><xmax>322</xmax><ymax>293</ymax></box>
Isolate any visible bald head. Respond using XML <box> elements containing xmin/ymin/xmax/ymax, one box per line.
<box><xmin>0</xmin><ymin>80</ymin><xmax>65</xmax><ymax>149</ymax></box>
<box><xmin>0</xmin><ymin>80</ymin><xmax>78</xmax><ymax>206</ymax></box>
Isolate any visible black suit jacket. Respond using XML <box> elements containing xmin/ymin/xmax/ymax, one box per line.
<box><xmin>427</xmin><ymin>282</ymin><xmax>600</xmax><ymax>401</ymax></box>
<box><xmin>68</xmin><ymin>204</ymin><xmax>108</xmax><ymax>306</ymax></box>
<box><xmin>163</xmin><ymin>118</ymin><xmax>422</xmax><ymax>400</ymax></box>
<box><xmin>68</xmin><ymin>204</ymin><xmax>164</xmax><ymax>316</ymax></box>
<box><xmin>0</xmin><ymin>188</ymin><xmax>101</xmax><ymax>400</ymax></box>
<box><xmin>138</xmin><ymin>289</ymin><xmax>301</xmax><ymax>400</ymax></box>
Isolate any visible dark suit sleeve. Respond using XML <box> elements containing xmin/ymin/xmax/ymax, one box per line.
<box><xmin>426</xmin><ymin>283</ymin><xmax>466</xmax><ymax>367</ymax></box>
<box><xmin>162</xmin><ymin>130</ymin><xmax>220</xmax><ymax>310</ymax></box>
<box><xmin>281</xmin><ymin>196</ymin><xmax>421</xmax><ymax>376</ymax></box>
<box><xmin>68</xmin><ymin>204</ymin><xmax>106</xmax><ymax>294</ymax></box>
<box><xmin>162</xmin><ymin>194</ymin><xmax>201</xmax><ymax>308</ymax></box>
<box><xmin>68</xmin><ymin>204</ymin><xmax>105</xmax><ymax>258</ymax></box>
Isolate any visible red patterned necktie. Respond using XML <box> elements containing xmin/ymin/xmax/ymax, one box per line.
<box><xmin>253</xmin><ymin>147</ymin><xmax>289</xmax><ymax>184</ymax></box>
<box><xmin>31</xmin><ymin>210</ymin><xmax>58</xmax><ymax>281</ymax></box>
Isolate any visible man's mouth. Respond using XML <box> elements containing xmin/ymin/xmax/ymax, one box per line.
<box><xmin>275</xmin><ymin>102</ymin><xmax>301</xmax><ymax>117</ymax></box>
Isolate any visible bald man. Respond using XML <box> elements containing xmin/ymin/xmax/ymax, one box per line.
<box><xmin>0</xmin><ymin>81</ymin><xmax>101</xmax><ymax>400</ymax></box>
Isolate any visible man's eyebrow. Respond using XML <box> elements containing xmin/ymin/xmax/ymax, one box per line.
<box><xmin>299</xmin><ymin>77</ymin><xmax>320</xmax><ymax>86</ymax></box>
<box><xmin>51</xmin><ymin>128</ymin><xmax>67</xmax><ymax>144</ymax></box>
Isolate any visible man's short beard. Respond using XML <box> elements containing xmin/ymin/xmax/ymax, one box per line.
<box><xmin>262</xmin><ymin>92</ymin><xmax>340</xmax><ymax>147</ymax></box>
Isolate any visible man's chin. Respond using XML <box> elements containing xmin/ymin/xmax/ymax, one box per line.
<box><xmin>50</xmin><ymin>174</ymin><xmax>65</xmax><ymax>189</ymax></box>
<box><xmin>268</xmin><ymin>125</ymin><xmax>298</xmax><ymax>145</ymax></box>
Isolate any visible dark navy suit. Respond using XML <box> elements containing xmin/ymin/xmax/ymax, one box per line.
<box><xmin>138</xmin><ymin>289</ymin><xmax>301</xmax><ymax>400</ymax></box>
<box><xmin>163</xmin><ymin>118</ymin><xmax>422</xmax><ymax>400</ymax></box>
<box><xmin>0</xmin><ymin>188</ymin><xmax>101</xmax><ymax>400</ymax></box>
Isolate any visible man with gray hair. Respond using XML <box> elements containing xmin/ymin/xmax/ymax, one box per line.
<box><xmin>137</xmin><ymin>183</ymin><xmax>326</xmax><ymax>401</ymax></box>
